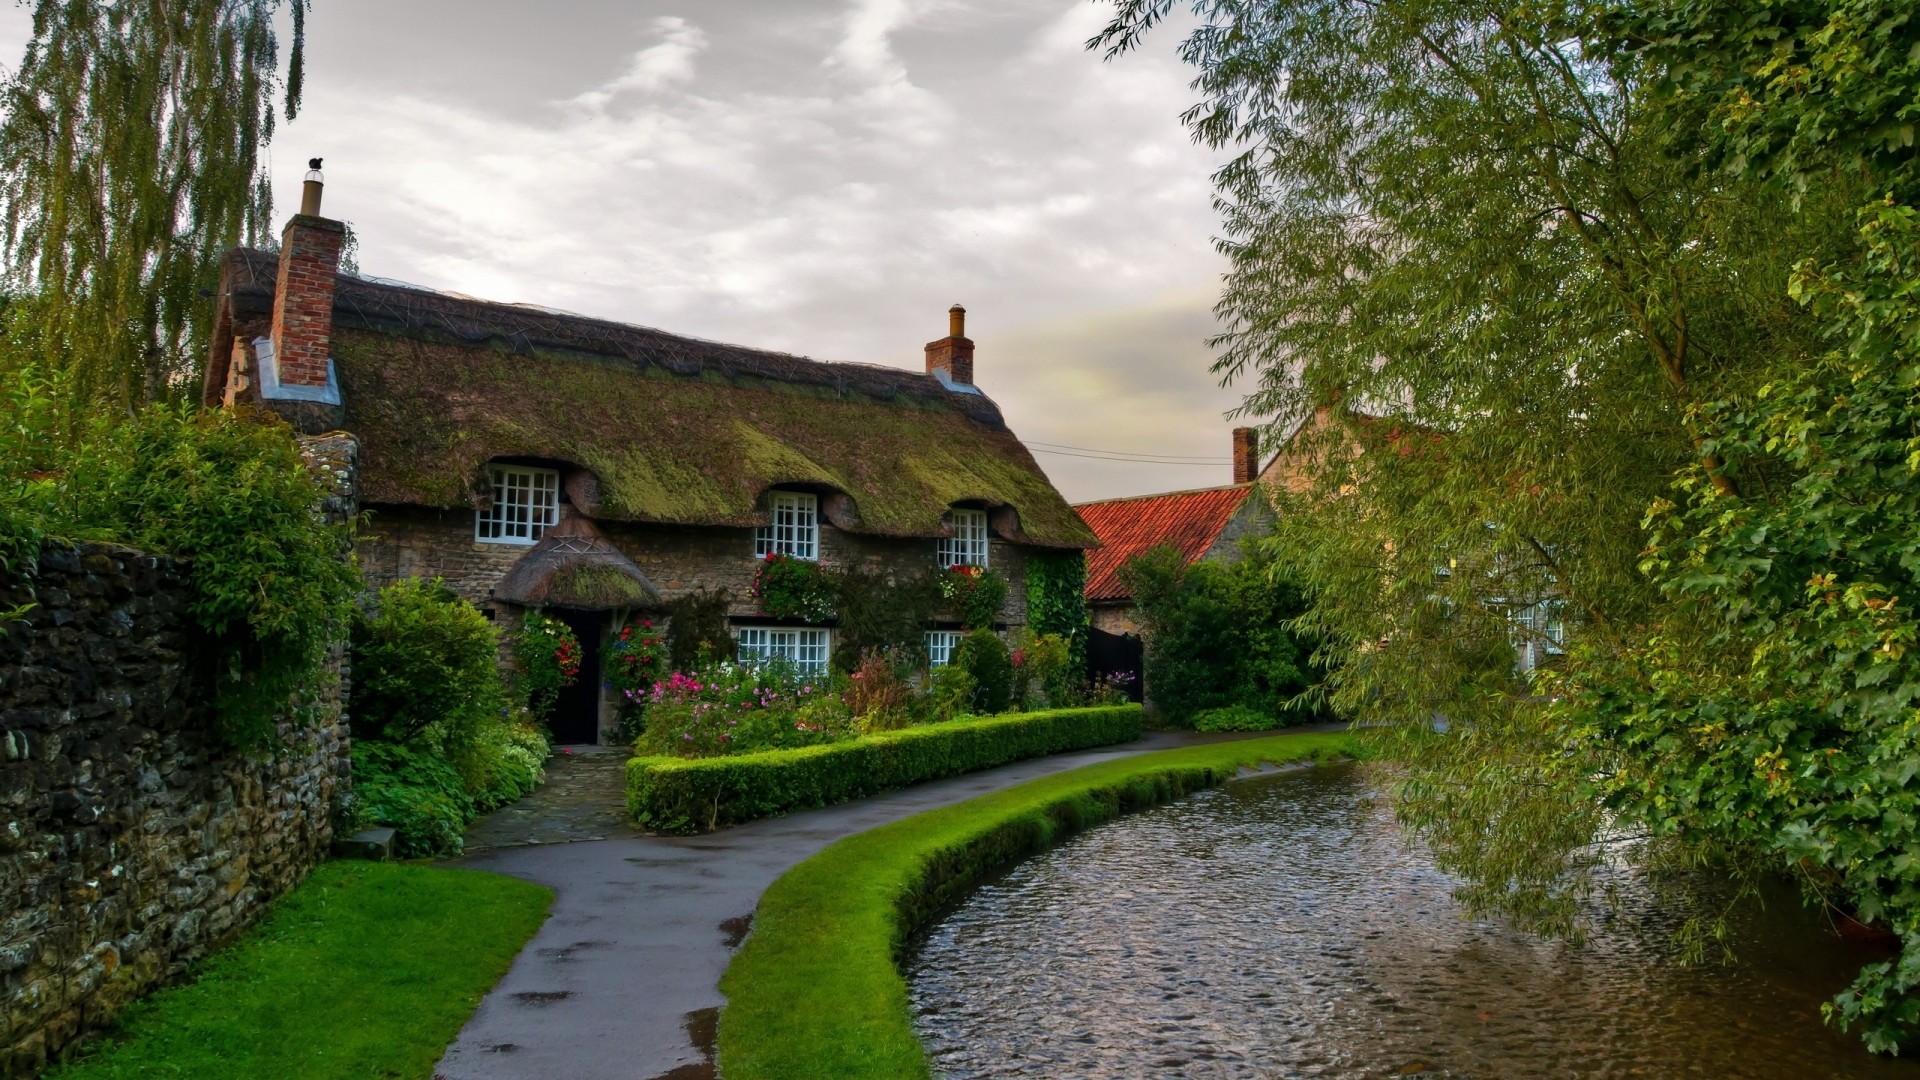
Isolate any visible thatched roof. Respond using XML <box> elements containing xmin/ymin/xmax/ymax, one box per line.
<box><xmin>209</xmin><ymin>249</ymin><xmax>1098</xmax><ymax>549</ymax></box>
<box><xmin>494</xmin><ymin>513</ymin><xmax>663</xmax><ymax>610</ymax></box>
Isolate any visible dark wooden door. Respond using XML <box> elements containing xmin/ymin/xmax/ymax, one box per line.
<box><xmin>1087</xmin><ymin>627</ymin><xmax>1144</xmax><ymax>703</ymax></box>
<box><xmin>548</xmin><ymin>609</ymin><xmax>605</xmax><ymax>744</ymax></box>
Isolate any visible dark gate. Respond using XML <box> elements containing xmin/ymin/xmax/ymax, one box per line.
<box><xmin>1086</xmin><ymin>627</ymin><xmax>1144</xmax><ymax>703</ymax></box>
<box><xmin>547</xmin><ymin>609</ymin><xmax>605</xmax><ymax>744</ymax></box>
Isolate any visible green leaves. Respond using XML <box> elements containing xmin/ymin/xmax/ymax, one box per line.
<box><xmin>0</xmin><ymin>0</ymin><xmax>310</xmax><ymax>409</ymax></box>
<box><xmin>1098</xmin><ymin>0</ymin><xmax>1920</xmax><ymax>1052</ymax></box>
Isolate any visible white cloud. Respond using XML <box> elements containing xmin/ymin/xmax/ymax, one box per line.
<box><xmin>568</xmin><ymin>16</ymin><xmax>710</xmax><ymax>111</ymax></box>
<box><xmin>274</xmin><ymin>0</ymin><xmax>1238</xmax><ymax>502</ymax></box>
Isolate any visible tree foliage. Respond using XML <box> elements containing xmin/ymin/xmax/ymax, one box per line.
<box><xmin>0</xmin><ymin>0</ymin><xmax>308</xmax><ymax>410</ymax></box>
<box><xmin>1098</xmin><ymin>0</ymin><xmax>1920</xmax><ymax>1049</ymax></box>
<box><xmin>1119</xmin><ymin>543</ymin><xmax>1314</xmax><ymax>725</ymax></box>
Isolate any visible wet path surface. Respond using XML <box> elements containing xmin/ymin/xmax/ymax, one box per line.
<box><xmin>909</xmin><ymin>763</ymin><xmax>1920</xmax><ymax>1080</ymax></box>
<box><xmin>461</xmin><ymin>746</ymin><xmax>637</xmax><ymax>853</ymax></box>
<box><xmin>433</xmin><ymin>729</ymin><xmax>1277</xmax><ymax>1080</ymax></box>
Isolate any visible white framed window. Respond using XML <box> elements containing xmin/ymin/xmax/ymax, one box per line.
<box><xmin>737</xmin><ymin>626</ymin><xmax>832</xmax><ymax>672</ymax></box>
<box><xmin>755</xmin><ymin>491</ymin><xmax>819</xmax><ymax>561</ymax></box>
<box><xmin>926</xmin><ymin>630</ymin><xmax>962</xmax><ymax>667</ymax></box>
<box><xmin>475</xmin><ymin>464</ymin><xmax>560</xmax><ymax>545</ymax></box>
<box><xmin>937</xmin><ymin>508</ymin><xmax>990</xmax><ymax>568</ymax></box>
<box><xmin>1511</xmin><ymin>600</ymin><xmax>1566</xmax><ymax>673</ymax></box>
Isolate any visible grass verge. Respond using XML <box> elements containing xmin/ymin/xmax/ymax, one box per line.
<box><xmin>48</xmin><ymin>861</ymin><xmax>552</xmax><ymax>1080</ymax></box>
<box><xmin>716</xmin><ymin>729</ymin><xmax>1358</xmax><ymax>1080</ymax></box>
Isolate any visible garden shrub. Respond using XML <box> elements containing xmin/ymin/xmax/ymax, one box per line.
<box><xmin>952</xmin><ymin>629</ymin><xmax>1013</xmax><ymax>714</ymax></box>
<box><xmin>845</xmin><ymin>649</ymin><xmax>917</xmax><ymax>732</ymax></box>
<box><xmin>1120</xmin><ymin>543</ymin><xmax>1317</xmax><ymax>726</ymax></box>
<box><xmin>350</xmin><ymin>577</ymin><xmax>502</xmax><ymax>746</ymax></box>
<box><xmin>0</xmin><ymin>387</ymin><xmax>357</xmax><ymax>748</ymax></box>
<box><xmin>512</xmin><ymin>609</ymin><xmax>581</xmax><ymax>716</ymax></box>
<box><xmin>1191</xmin><ymin>704</ymin><xmax>1285</xmax><ymax>732</ymax></box>
<box><xmin>926</xmin><ymin>663</ymin><xmax>976</xmax><ymax>722</ymax></box>
<box><xmin>348</xmin><ymin>581</ymin><xmax>550</xmax><ymax>856</ymax></box>
<box><xmin>1008</xmin><ymin>628</ymin><xmax>1071</xmax><ymax>710</ymax></box>
<box><xmin>351</xmin><ymin>741</ymin><xmax>472</xmax><ymax>857</ymax></box>
<box><xmin>627</xmin><ymin>704</ymin><xmax>1145</xmax><ymax>833</ymax></box>
<box><xmin>352</xmin><ymin>717</ymin><xmax>549</xmax><ymax>858</ymax></box>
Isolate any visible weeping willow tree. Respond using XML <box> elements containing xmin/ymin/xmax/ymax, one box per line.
<box><xmin>0</xmin><ymin>0</ymin><xmax>308</xmax><ymax>413</ymax></box>
<box><xmin>1095</xmin><ymin>0</ymin><xmax>1920</xmax><ymax>1051</ymax></box>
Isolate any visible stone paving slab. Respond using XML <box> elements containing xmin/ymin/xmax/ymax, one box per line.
<box><xmin>434</xmin><ymin>728</ymin><xmax>1323</xmax><ymax>1080</ymax></box>
<box><xmin>461</xmin><ymin>746</ymin><xmax>637</xmax><ymax>853</ymax></box>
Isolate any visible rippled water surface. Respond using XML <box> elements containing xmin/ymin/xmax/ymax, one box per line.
<box><xmin>907</xmin><ymin>764</ymin><xmax>1918</xmax><ymax>1079</ymax></box>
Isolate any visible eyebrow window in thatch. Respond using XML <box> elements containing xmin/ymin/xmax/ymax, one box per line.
<box><xmin>754</xmin><ymin>492</ymin><xmax>820</xmax><ymax>560</ymax></box>
<box><xmin>476</xmin><ymin>464</ymin><xmax>560</xmax><ymax>545</ymax></box>
<box><xmin>938</xmin><ymin>509</ymin><xmax>990</xmax><ymax>568</ymax></box>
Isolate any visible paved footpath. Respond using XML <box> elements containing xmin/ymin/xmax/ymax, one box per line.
<box><xmin>434</xmin><ymin>730</ymin><xmax>1290</xmax><ymax>1080</ymax></box>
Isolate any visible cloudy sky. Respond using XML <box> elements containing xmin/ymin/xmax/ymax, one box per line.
<box><xmin>5</xmin><ymin>1</ymin><xmax>1252</xmax><ymax>502</ymax></box>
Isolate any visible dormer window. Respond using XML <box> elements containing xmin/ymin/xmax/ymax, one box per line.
<box><xmin>938</xmin><ymin>508</ymin><xmax>990</xmax><ymax>568</ymax></box>
<box><xmin>475</xmin><ymin>464</ymin><xmax>559</xmax><ymax>545</ymax></box>
<box><xmin>755</xmin><ymin>491</ymin><xmax>819</xmax><ymax>560</ymax></box>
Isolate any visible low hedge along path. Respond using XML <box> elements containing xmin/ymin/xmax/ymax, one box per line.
<box><xmin>627</xmin><ymin>705</ymin><xmax>1144</xmax><ymax>833</ymax></box>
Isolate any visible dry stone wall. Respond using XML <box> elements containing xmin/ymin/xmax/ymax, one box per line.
<box><xmin>0</xmin><ymin>429</ymin><xmax>356</xmax><ymax>1080</ymax></box>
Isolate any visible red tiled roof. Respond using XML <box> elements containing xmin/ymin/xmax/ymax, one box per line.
<box><xmin>1074</xmin><ymin>485</ymin><xmax>1253</xmax><ymax>602</ymax></box>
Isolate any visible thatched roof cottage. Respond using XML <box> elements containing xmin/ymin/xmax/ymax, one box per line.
<box><xmin>206</xmin><ymin>172</ymin><xmax>1096</xmax><ymax>742</ymax></box>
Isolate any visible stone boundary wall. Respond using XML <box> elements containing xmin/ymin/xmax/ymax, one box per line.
<box><xmin>0</xmin><ymin>435</ymin><xmax>357</xmax><ymax>1078</ymax></box>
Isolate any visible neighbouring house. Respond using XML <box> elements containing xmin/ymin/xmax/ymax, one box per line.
<box><xmin>204</xmin><ymin>171</ymin><xmax>1098</xmax><ymax>743</ymax></box>
<box><xmin>1071</xmin><ymin>427</ymin><xmax>1276</xmax><ymax>689</ymax></box>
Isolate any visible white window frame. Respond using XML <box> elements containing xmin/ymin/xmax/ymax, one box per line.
<box><xmin>926</xmin><ymin>630</ymin><xmax>963</xmax><ymax>667</ymax></box>
<box><xmin>937</xmin><ymin>508</ymin><xmax>990</xmax><ymax>568</ymax></box>
<box><xmin>755</xmin><ymin>491</ymin><xmax>820</xmax><ymax>561</ymax></box>
<box><xmin>475</xmin><ymin>464</ymin><xmax>560</xmax><ymax>545</ymax></box>
<box><xmin>1510</xmin><ymin>600</ymin><xmax>1566</xmax><ymax>673</ymax></box>
<box><xmin>736</xmin><ymin>626</ymin><xmax>832</xmax><ymax>672</ymax></box>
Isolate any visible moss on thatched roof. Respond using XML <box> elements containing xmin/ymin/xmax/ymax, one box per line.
<box><xmin>213</xmin><ymin>250</ymin><xmax>1096</xmax><ymax>549</ymax></box>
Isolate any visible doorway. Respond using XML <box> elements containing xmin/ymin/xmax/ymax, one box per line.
<box><xmin>548</xmin><ymin>608</ymin><xmax>605</xmax><ymax>744</ymax></box>
<box><xmin>1087</xmin><ymin>627</ymin><xmax>1145</xmax><ymax>703</ymax></box>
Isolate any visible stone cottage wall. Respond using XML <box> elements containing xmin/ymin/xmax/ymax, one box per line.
<box><xmin>356</xmin><ymin>504</ymin><xmax>1034</xmax><ymax>628</ymax></box>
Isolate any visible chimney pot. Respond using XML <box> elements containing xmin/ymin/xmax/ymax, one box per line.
<box><xmin>1232</xmin><ymin>426</ymin><xmax>1260</xmax><ymax>484</ymax></box>
<box><xmin>926</xmin><ymin>303</ymin><xmax>975</xmax><ymax>387</ymax></box>
<box><xmin>300</xmin><ymin>157</ymin><xmax>324</xmax><ymax>216</ymax></box>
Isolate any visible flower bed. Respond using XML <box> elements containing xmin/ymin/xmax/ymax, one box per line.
<box><xmin>626</xmin><ymin>704</ymin><xmax>1144</xmax><ymax>833</ymax></box>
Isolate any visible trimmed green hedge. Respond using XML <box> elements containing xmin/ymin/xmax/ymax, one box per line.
<box><xmin>626</xmin><ymin>705</ymin><xmax>1144</xmax><ymax>833</ymax></box>
<box><xmin>716</xmin><ymin>730</ymin><xmax>1359</xmax><ymax>1079</ymax></box>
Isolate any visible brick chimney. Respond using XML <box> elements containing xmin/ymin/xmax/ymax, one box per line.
<box><xmin>925</xmin><ymin>303</ymin><xmax>974</xmax><ymax>387</ymax></box>
<box><xmin>258</xmin><ymin>158</ymin><xmax>344</xmax><ymax>428</ymax></box>
<box><xmin>1232</xmin><ymin>426</ymin><xmax>1259</xmax><ymax>484</ymax></box>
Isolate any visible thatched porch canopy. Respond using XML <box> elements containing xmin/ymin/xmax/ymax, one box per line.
<box><xmin>494</xmin><ymin>515</ymin><xmax>662</xmax><ymax>610</ymax></box>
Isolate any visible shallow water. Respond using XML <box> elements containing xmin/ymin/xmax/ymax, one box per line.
<box><xmin>907</xmin><ymin>764</ymin><xmax>1918</xmax><ymax>1079</ymax></box>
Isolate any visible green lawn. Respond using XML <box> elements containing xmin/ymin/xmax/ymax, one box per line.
<box><xmin>49</xmin><ymin>861</ymin><xmax>552</xmax><ymax>1080</ymax></box>
<box><xmin>716</xmin><ymin>730</ymin><xmax>1359</xmax><ymax>1080</ymax></box>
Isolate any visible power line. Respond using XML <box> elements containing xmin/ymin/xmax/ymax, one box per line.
<box><xmin>1026</xmin><ymin>440</ymin><xmax>1231</xmax><ymax>463</ymax></box>
<box><xmin>1028</xmin><ymin>447</ymin><xmax>1235</xmax><ymax>466</ymax></box>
